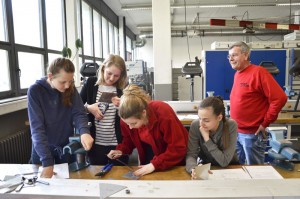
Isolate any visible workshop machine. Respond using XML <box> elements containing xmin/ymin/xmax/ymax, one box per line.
<box><xmin>181</xmin><ymin>56</ymin><xmax>203</xmax><ymax>102</ymax></box>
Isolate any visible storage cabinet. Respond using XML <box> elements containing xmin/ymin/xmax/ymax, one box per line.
<box><xmin>203</xmin><ymin>49</ymin><xmax>287</xmax><ymax>100</ymax></box>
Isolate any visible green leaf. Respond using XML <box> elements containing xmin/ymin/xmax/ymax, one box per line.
<box><xmin>62</xmin><ymin>47</ymin><xmax>69</xmax><ymax>57</ymax></box>
<box><xmin>75</xmin><ymin>39</ymin><xmax>83</xmax><ymax>49</ymax></box>
<box><xmin>67</xmin><ymin>48</ymin><xmax>72</xmax><ymax>58</ymax></box>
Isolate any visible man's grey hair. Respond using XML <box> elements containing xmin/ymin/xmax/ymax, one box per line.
<box><xmin>229</xmin><ymin>41</ymin><xmax>250</xmax><ymax>60</ymax></box>
<box><xmin>229</xmin><ymin>41</ymin><xmax>250</xmax><ymax>53</ymax></box>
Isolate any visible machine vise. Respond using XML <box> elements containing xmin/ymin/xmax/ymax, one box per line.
<box><xmin>63</xmin><ymin>136</ymin><xmax>90</xmax><ymax>172</ymax></box>
<box><xmin>267</xmin><ymin>127</ymin><xmax>300</xmax><ymax>171</ymax></box>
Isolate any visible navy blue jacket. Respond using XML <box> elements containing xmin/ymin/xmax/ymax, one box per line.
<box><xmin>27</xmin><ymin>77</ymin><xmax>90</xmax><ymax>167</ymax></box>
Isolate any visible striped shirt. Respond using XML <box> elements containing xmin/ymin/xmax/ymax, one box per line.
<box><xmin>95</xmin><ymin>85</ymin><xmax>118</xmax><ymax>146</ymax></box>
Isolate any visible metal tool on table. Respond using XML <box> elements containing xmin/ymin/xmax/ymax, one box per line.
<box><xmin>0</xmin><ymin>175</ymin><xmax>49</xmax><ymax>193</ymax></box>
<box><xmin>63</xmin><ymin>135</ymin><xmax>90</xmax><ymax>172</ymax></box>
<box><xmin>115</xmin><ymin>158</ymin><xmax>135</xmax><ymax>172</ymax></box>
<box><xmin>267</xmin><ymin>127</ymin><xmax>300</xmax><ymax>171</ymax></box>
<box><xmin>95</xmin><ymin>163</ymin><xmax>114</xmax><ymax>177</ymax></box>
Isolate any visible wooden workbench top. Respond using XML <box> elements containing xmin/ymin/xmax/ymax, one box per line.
<box><xmin>70</xmin><ymin>164</ymin><xmax>300</xmax><ymax>180</ymax></box>
<box><xmin>178</xmin><ymin>111</ymin><xmax>300</xmax><ymax>126</ymax></box>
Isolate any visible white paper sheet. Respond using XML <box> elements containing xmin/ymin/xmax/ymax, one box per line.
<box><xmin>243</xmin><ymin>165</ymin><xmax>283</xmax><ymax>179</ymax></box>
<box><xmin>208</xmin><ymin>168</ymin><xmax>251</xmax><ymax>180</ymax></box>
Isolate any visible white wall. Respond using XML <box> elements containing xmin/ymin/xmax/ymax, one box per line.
<box><xmin>136</xmin><ymin>35</ymin><xmax>284</xmax><ymax>69</ymax></box>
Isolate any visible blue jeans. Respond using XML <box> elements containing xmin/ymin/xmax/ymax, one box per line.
<box><xmin>236</xmin><ymin>132</ymin><xmax>266</xmax><ymax>165</ymax></box>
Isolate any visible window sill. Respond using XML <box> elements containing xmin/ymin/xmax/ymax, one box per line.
<box><xmin>0</xmin><ymin>96</ymin><xmax>28</xmax><ymax>116</ymax></box>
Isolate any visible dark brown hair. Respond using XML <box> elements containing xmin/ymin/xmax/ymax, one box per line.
<box><xmin>199</xmin><ymin>96</ymin><xmax>229</xmax><ymax>149</ymax></box>
<box><xmin>47</xmin><ymin>58</ymin><xmax>75</xmax><ymax>106</ymax></box>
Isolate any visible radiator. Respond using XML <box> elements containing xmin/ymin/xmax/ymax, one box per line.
<box><xmin>0</xmin><ymin>129</ymin><xmax>32</xmax><ymax>164</ymax></box>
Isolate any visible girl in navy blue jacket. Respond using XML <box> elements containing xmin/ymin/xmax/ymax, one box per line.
<box><xmin>28</xmin><ymin>58</ymin><xmax>93</xmax><ymax>178</ymax></box>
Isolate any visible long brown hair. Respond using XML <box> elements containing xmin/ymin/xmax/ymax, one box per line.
<box><xmin>47</xmin><ymin>58</ymin><xmax>75</xmax><ymax>106</ymax></box>
<box><xmin>119</xmin><ymin>84</ymin><xmax>150</xmax><ymax>119</ymax></box>
<box><xmin>96</xmin><ymin>54</ymin><xmax>128</xmax><ymax>89</ymax></box>
<box><xmin>199</xmin><ymin>96</ymin><xmax>229</xmax><ymax>149</ymax></box>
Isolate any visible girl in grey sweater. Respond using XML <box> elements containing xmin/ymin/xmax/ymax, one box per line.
<box><xmin>185</xmin><ymin>96</ymin><xmax>238</xmax><ymax>178</ymax></box>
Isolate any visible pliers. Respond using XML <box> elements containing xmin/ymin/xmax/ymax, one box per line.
<box><xmin>95</xmin><ymin>163</ymin><xmax>113</xmax><ymax>177</ymax></box>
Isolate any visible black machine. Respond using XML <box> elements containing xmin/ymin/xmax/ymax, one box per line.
<box><xmin>181</xmin><ymin>56</ymin><xmax>203</xmax><ymax>101</ymax></box>
<box><xmin>80</xmin><ymin>62</ymin><xmax>100</xmax><ymax>83</ymax></box>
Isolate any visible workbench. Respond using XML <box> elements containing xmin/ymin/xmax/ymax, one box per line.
<box><xmin>1</xmin><ymin>164</ymin><xmax>300</xmax><ymax>198</ymax></box>
<box><xmin>178</xmin><ymin>111</ymin><xmax>300</xmax><ymax>139</ymax></box>
<box><xmin>70</xmin><ymin>164</ymin><xmax>300</xmax><ymax>180</ymax></box>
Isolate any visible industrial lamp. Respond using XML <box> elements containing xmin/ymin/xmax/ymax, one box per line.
<box><xmin>181</xmin><ymin>56</ymin><xmax>203</xmax><ymax>101</ymax></box>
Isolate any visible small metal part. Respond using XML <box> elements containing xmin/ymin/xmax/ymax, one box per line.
<box><xmin>115</xmin><ymin>159</ymin><xmax>134</xmax><ymax>171</ymax></box>
<box><xmin>125</xmin><ymin>189</ymin><xmax>130</xmax><ymax>194</ymax></box>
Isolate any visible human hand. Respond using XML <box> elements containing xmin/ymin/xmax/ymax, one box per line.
<box><xmin>87</xmin><ymin>103</ymin><xmax>104</xmax><ymax>120</ymax></box>
<box><xmin>107</xmin><ymin>150</ymin><xmax>122</xmax><ymax>159</ymax></box>
<box><xmin>199</xmin><ymin>126</ymin><xmax>210</xmax><ymax>142</ymax></box>
<box><xmin>40</xmin><ymin>166</ymin><xmax>54</xmax><ymax>178</ymax></box>
<box><xmin>255</xmin><ymin>125</ymin><xmax>267</xmax><ymax>138</ymax></box>
<box><xmin>80</xmin><ymin>133</ymin><xmax>94</xmax><ymax>151</ymax></box>
<box><xmin>133</xmin><ymin>163</ymin><xmax>155</xmax><ymax>176</ymax></box>
<box><xmin>191</xmin><ymin>168</ymin><xmax>197</xmax><ymax>180</ymax></box>
<box><xmin>111</xmin><ymin>96</ymin><xmax>121</xmax><ymax>107</ymax></box>
<box><xmin>191</xmin><ymin>165</ymin><xmax>213</xmax><ymax>180</ymax></box>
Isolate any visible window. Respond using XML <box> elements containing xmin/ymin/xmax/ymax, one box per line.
<box><xmin>0</xmin><ymin>50</ymin><xmax>10</xmax><ymax>92</ymax></box>
<box><xmin>45</xmin><ymin>0</ymin><xmax>64</xmax><ymax>51</ymax></box>
<box><xmin>48</xmin><ymin>53</ymin><xmax>62</xmax><ymax>65</ymax></box>
<box><xmin>82</xmin><ymin>1</ymin><xmax>93</xmax><ymax>56</ymax></box>
<box><xmin>102</xmin><ymin>16</ymin><xmax>109</xmax><ymax>58</ymax></box>
<box><xmin>93</xmin><ymin>10</ymin><xmax>102</xmax><ymax>58</ymax></box>
<box><xmin>11</xmin><ymin>0</ymin><xmax>42</xmax><ymax>47</ymax></box>
<box><xmin>0</xmin><ymin>0</ymin><xmax>7</xmax><ymax>41</ymax></box>
<box><xmin>108</xmin><ymin>22</ymin><xmax>114</xmax><ymax>54</ymax></box>
<box><xmin>18</xmin><ymin>52</ymin><xmax>44</xmax><ymax>89</ymax></box>
<box><xmin>114</xmin><ymin>26</ymin><xmax>119</xmax><ymax>55</ymax></box>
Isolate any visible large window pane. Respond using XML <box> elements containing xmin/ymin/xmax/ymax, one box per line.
<box><xmin>126</xmin><ymin>36</ymin><xmax>132</xmax><ymax>52</ymax></box>
<box><xmin>102</xmin><ymin>17</ymin><xmax>109</xmax><ymax>58</ymax></box>
<box><xmin>48</xmin><ymin>53</ymin><xmax>62</xmax><ymax>65</ymax></box>
<box><xmin>0</xmin><ymin>0</ymin><xmax>7</xmax><ymax>41</ymax></box>
<box><xmin>108</xmin><ymin>22</ymin><xmax>114</xmax><ymax>54</ymax></box>
<box><xmin>82</xmin><ymin>1</ymin><xmax>93</xmax><ymax>56</ymax></box>
<box><xmin>114</xmin><ymin>26</ymin><xmax>119</xmax><ymax>55</ymax></box>
<box><xmin>18</xmin><ymin>52</ymin><xmax>44</xmax><ymax>89</ymax></box>
<box><xmin>0</xmin><ymin>50</ymin><xmax>10</xmax><ymax>91</ymax></box>
<box><xmin>12</xmin><ymin>0</ymin><xmax>42</xmax><ymax>47</ymax></box>
<box><xmin>46</xmin><ymin>0</ymin><xmax>64</xmax><ymax>50</ymax></box>
<box><xmin>93</xmin><ymin>10</ymin><xmax>102</xmax><ymax>58</ymax></box>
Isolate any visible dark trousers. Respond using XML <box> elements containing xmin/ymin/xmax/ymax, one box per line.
<box><xmin>88</xmin><ymin>144</ymin><xmax>129</xmax><ymax>165</ymax></box>
<box><xmin>30</xmin><ymin>144</ymin><xmax>75</xmax><ymax>165</ymax></box>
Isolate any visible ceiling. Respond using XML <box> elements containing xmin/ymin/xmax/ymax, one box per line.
<box><xmin>103</xmin><ymin>0</ymin><xmax>300</xmax><ymax>38</ymax></box>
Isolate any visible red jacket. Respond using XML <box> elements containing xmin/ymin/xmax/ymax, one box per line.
<box><xmin>230</xmin><ymin>64</ymin><xmax>287</xmax><ymax>133</ymax></box>
<box><xmin>117</xmin><ymin>101</ymin><xmax>189</xmax><ymax>171</ymax></box>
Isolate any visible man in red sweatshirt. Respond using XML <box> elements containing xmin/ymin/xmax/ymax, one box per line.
<box><xmin>228</xmin><ymin>41</ymin><xmax>287</xmax><ymax>165</ymax></box>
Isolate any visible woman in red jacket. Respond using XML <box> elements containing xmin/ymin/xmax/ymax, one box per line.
<box><xmin>107</xmin><ymin>84</ymin><xmax>188</xmax><ymax>176</ymax></box>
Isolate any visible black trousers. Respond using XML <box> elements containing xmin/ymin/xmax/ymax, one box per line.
<box><xmin>88</xmin><ymin>144</ymin><xmax>129</xmax><ymax>165</ymax></box>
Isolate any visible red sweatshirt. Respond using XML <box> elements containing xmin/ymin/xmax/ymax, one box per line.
<box><xmin>230</xmin><ymin>64</ymin><xmax>287</xmax><ymax>133</ymax></box>
<box><xmin>116</xmin><ymin>101</ymin><xmax>189</xmax><ymax>171</ymax></box>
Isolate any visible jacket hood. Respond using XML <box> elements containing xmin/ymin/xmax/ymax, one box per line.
<box><xmin>36</xmin><ymin>76</ymin><xmax>59</xmax><ymax>95</ymax></box>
